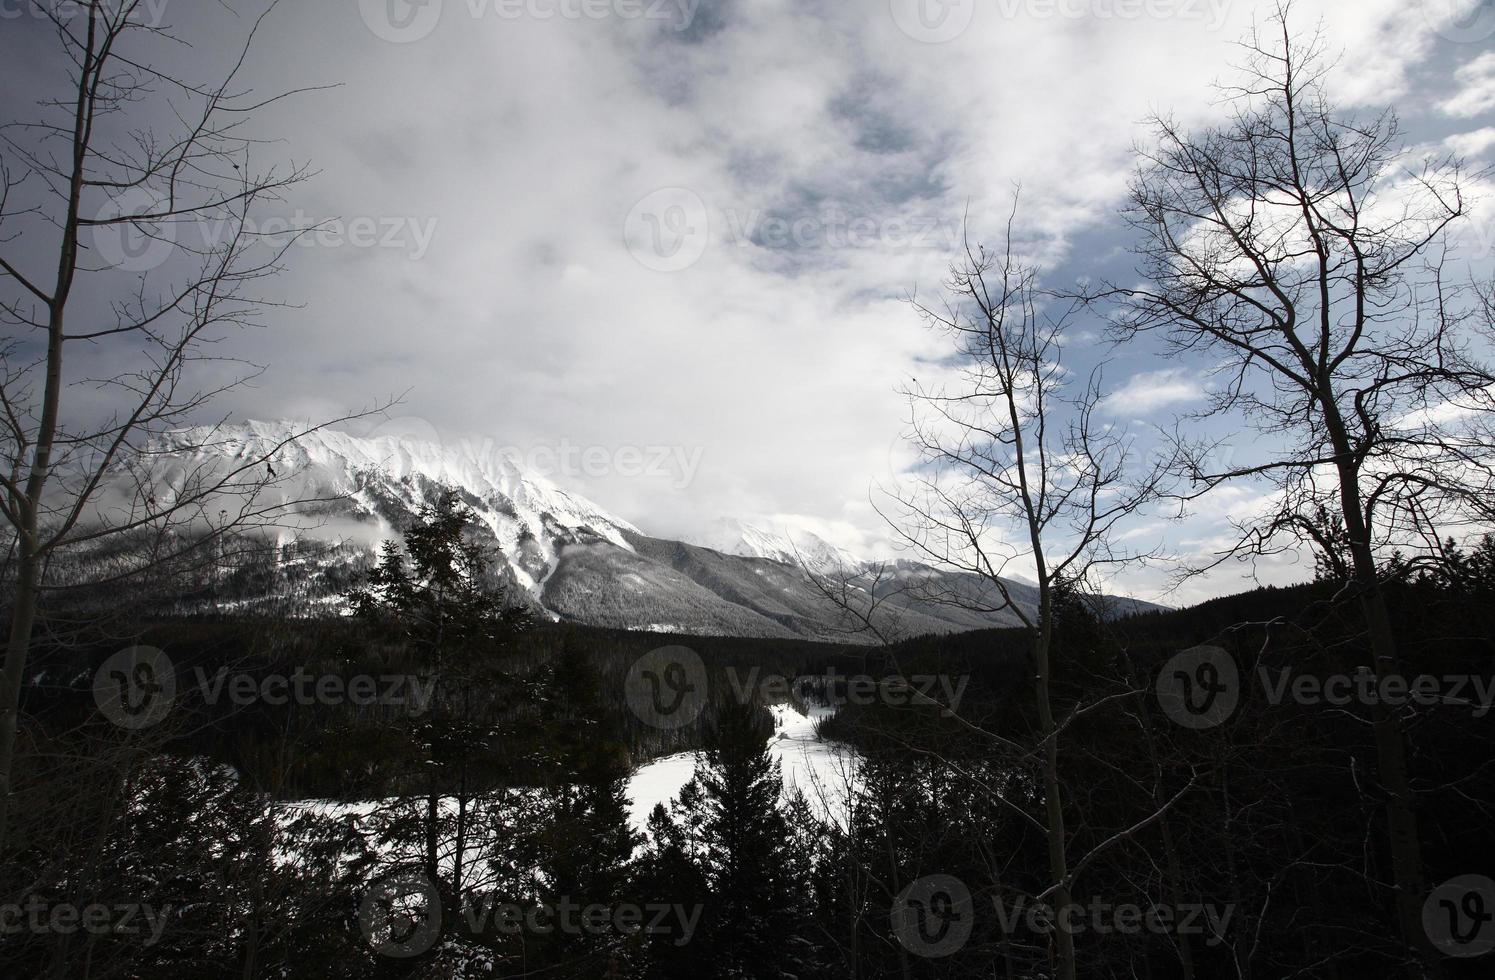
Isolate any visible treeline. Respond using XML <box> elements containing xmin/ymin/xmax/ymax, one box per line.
<box><xmin>5</xmin><ymin>495</ymin><xmax>1494</xmax><ymax>978</ymax></box>
<box><xmin>17</xmin><ymin>605</ymin><xmax>870</xmax><ymax>800</ymax></box>
<box><xmin>807</xmin><ymin>538</ymin><xmax>1495</xmax><ymax>978</ymax></box>
<box><xmin>0</xmin><ymin>493</ymin><xmax>856</xmax><ymax>978</ymax></box>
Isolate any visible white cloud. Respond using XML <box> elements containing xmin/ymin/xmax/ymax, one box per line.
<box><xmin>0</xmin><ymin>0</ymin><xmax>1476</xmax><ymax>604</ymax></box>
<box><xmin>1440</xmin><ymin>51</ymin><xmax>1495</xmax><ymax>117</ymax></box>
<box><xmin>1444</xmin><ymin>126</ymin><xmax>1495</xmax><ymax>159</ymax></box>
<box><xmin>1100</xmin><ymin>369</ymin><xmax>1204</xmax><ymax>415</ymax></box>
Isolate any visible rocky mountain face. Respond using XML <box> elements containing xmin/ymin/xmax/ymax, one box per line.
<box><xmin>137</xmin><ymin>422</ymin><xmax>1161</xmax><ymax>640</ymax></box>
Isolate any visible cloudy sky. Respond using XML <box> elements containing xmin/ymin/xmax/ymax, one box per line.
<box><xmin>3</xmin><ymin>0</ymin><xmax>1494</xmax><ymax>603</ymax></box>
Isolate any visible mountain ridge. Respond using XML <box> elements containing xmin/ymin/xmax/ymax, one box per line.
<box><xmin>135</xmin><ymin>422</ymin><xmax>1164</xmax><ymax>639</ymax></box>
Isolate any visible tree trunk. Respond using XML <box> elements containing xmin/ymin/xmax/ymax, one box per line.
<box><xmin>1354</xmin><ymin>567</ymin><xmax>1433</xmax><ymax>978</ymax></box>
<box><xmin>426</xmin><ymin>787</ymin><xmax>440</xmax><ymax>893</ymax></box>
<box><xmin>1326</xmin><ymin>425</ymin><xmax>1434</xmax><ymax>979</ymax></box>
<box><xmin>882</xmin><ymin>789</ymin><xmax>912</xmax><ymax>980</ymax></box>
<box><xmin>1034</xmin><ymin>625</ymin><xmax>1076</xmax><ymax>980</ymax></box>
<box><xmin>0</xmin><ymin>542</ymin><xmax>41</xmax><ymax>847</ymax></box>
<box><xmin>1126</xmin><ymin>650</ymin><xmax>1196</xmax><ymax>980</ymax></box>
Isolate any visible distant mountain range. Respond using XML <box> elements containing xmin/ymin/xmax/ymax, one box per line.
<box><xmin>141</xmin><ymin>422</ymin><xmax>1164</xmax><ymax>641</ymax></box>
<box><xmin>684</xmin><ymin>517</ymin><xmax>862</xmax><ymax>575</ymax></box>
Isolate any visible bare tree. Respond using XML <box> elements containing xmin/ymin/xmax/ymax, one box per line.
<box><xmin>1089</xmin><ymin>5</ymin><xmax>1495</xmax><ymax>973</ymax></box>
<box><xmin>802</xmin><ymin>556</ymin><xmax>915</xmax><ymax>647</ymax></box>
<box><xmin>0</xmin><ymin>1</ymin><xmax>381</xmax><ymax>848</ymax></box>
<box><xmin>872</xmin><ymin>208</ymin><xmax>1177</xmax><ymax>980</ymax></box>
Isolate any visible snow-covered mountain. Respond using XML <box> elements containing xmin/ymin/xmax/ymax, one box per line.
<box><xmin>686</xmin><ymin>518</ymin><xmax>860</xmax><ymax>574</ymax></box>
<box><xmin>151</xmin><ymin>420</ymin><xmax>639</xmax><ymax>596</ymax></box>
<box><xmin>131</xmin><ymin>422</ymin><xmax>1159</xmax><ymax>639</ymax></box>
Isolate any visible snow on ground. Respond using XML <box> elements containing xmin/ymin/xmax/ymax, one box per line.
<box><xmin>766</xmin><ymin>702</ymin><xmax>860</xmax><ymax>829</ymax></box>
<box><xmin>625</xmin><ymin>702</ymin><xmax>862</xmax><ymax>832</ymax></box>
<box><xmin>273</xmin><ymin>703</ymin><xmax>862</xmax><ymax>866</ymax></box>
<box><xmin>626</xmin><ymin>752</ymin><xmax>701</xmax><ymax>831</ymax></box>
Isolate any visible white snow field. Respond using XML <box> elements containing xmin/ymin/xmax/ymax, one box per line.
<box><xmin>625</xmin><ymin>702</ymin><xmax>862</xmax><ymax>832</ymax></box>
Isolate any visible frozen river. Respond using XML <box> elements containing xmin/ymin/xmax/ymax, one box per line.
<box><xmin>277</xmin><ymin>705</ymin><xmax>862</xmax><ymax>868</ymax></box>
<box><xmin>626</xmin><ymin>702</ymin><xmax>861</xmax><ymax>832</ymax></box>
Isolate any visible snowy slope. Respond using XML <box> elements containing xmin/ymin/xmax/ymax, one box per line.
<box><xmin>131</xmin><ymin>421</ymin><xmax>1161</xmax><ymax>637</ymax></box>
<box><xmin>152</xmin><ymin>421</ymin><xmax>639</xmax><ymax>596</ymax></box>
<box><xmin>686</xmin><ymin>518</ymin><xmax>861</xmax><ymax>574</ymax></box>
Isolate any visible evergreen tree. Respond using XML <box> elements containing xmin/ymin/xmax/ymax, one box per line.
<box><xmin>683</xmin><ymin>700</ymin><xmax>807</xmax><ymax>979</ymax></box>
<box><xmin>524</xmin><ymin>644</ymin><xmax>644</xmax><ymax>976</ymax></box>
<box><xmin>638</xmin><ymin>791</ymin><xmax>712</xmax><ymax>980</ymax></box>
<box><xmin>344</xmin><ymin>488</ymin><xmax>531</xmax><ymax>945</ymax></box>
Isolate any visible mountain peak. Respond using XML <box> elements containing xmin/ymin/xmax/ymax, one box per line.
<box><xmin>152</xmin><ymin>421</ymin><xmax>640</xmax><ymax>596</ymax></box>
<box><xmin>131</xmin><ymin>421</ymin><xmax>1161</xmax><ymax>636</ymax></box>
<box><xmin>688</xmin><ymin>517</ymin><xmax>861</xmax><ymax>573</ymax></box>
